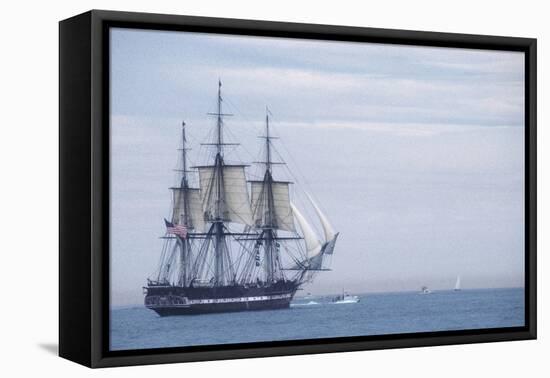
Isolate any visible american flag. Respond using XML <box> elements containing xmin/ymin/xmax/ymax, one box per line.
<box><xmin>164</xmin><ymin>218</ymin><xmax>188</xmax><ymax>239</ymax></box>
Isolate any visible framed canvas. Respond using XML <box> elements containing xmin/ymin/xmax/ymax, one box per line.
<box><xmin>59</xmin><ymin>10</ymin><xmax>537</xmax><ymax>368</ymax></box>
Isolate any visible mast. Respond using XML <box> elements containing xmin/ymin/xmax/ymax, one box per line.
<box><xmin>265</xmin><ymin>108</ymin><xmax>272</xmax><ymax>174</ymax></box>
<box><xmin>264</xmin><ymin>109</ymin><xmax>275</xmax><ymax>282</ymax></box>
<box><xmin>214</xmin><ymin>80</ymin><xmax>225</xmax><ymax>285</ymax></box>
<box><xmin>257</xmin><ymin>108</ymin><xmax>281</xmax><ymax>283</ymax></box>
<box><xmin>216</xmin><ymin>80</ymin><xmax>223</xmax><ymax>156</ymax></box>
<box><xmin>193</xmin><ymin>80</ymin><xmax>253</xmax><ymax>286</ymax></box>
<box><xmin>209</xmin><ymin>80</ymin><xmax>230</xmax><ymax>285</ymax></box>
<box><xmin>181</xmin><ymin>121</ymin><xmax>189</xmax><ymax>189</ymax></box>
<box><xmin>178</xmin><ymin>121</ymin><xmax>190</xmax><ymax>286</ymax></box>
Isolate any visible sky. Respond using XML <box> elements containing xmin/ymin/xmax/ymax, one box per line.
<box><xmin>109</xmin><ymin>27</ymin><xmax>525</xmax><ymax>306</ymax></box>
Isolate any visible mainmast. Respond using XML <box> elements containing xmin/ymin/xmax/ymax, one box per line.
<box><xmin>210</xmin><ymin>80</ymin><xmax>226</xmax><ymax>285</ymax></box>
<box><xmin>204</xmin><ymin>80</ymin><xmax>233</xmax><ymax>219</ymax></box>
<box><xmin>192</xmin><ymin>81</ymin><xmax>254</xmax><ymax>286</ymax></box>
<box><xmin>216</xmin><ymin>81</ymin><xmax>223</xmax><ymax>156</ymax></box>
<box><xmin>201</xmin><ymin>80</ymin><xmax>237</xmax><ymax>285</ymax></box>
<box><xmin>214</xmin><ymin>81</ymin><xmax>225</xmax><ymax>284</ymax></box>
<box><xmin>265</xmin><ymin>108</ymin><xmax>272</xmax><ymax>174</ymax></box>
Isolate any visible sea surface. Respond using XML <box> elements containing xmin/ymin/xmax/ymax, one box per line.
<box><xmin>110</xmin><ymin>288</ymin><xmax>524</xmax><ymax>351</ymax></box>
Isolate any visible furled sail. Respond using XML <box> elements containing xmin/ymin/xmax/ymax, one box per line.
<box><xmin>250</xmin><ymin>181</ymin><xmax>295</xmax><ymax>232</ymax></box>
<box><xmin>290</xmin><ymin>203</ymin><xmax>322</xmax><ymax>259</ymax></box>
<box><xmin>306</xmin><ymin>192</ymin><xmax>336</xmax><ymax>242</ymax></box>
<box><xmin>198</xmin><ymin>165</ymin><xmax>253</xmax><ymax>226</ymax></box>
<box><xmin>171</xmin><ymin>187</ymin><xmax>205</xmax><ymax>232</ymax></box>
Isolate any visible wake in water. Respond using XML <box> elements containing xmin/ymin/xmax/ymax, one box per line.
<box><xmin>290</xmin><ymin>301</ymin><xmax>320</xmax><ymax>307</ymax></box>
<box><xmin>331</xmin><ymin>299</ymin><xmax>359</xmax><ymax>304</ymax></box>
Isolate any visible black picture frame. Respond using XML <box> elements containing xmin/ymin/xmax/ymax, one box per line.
<box><xmin>59</xmin><ymin>9</ymin><xmax>537</xmax><ymax>368</ymax></box>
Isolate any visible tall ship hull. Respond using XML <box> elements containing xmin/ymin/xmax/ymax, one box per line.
<box><xmin>145</xmin><ymin>280</ymin><xmax>299</xmax><ymax>316</ymax></box>
<box><xmin>144</xmin><ymin>81</ymin><xmax>338</xmax><ymax>317</ymax></box>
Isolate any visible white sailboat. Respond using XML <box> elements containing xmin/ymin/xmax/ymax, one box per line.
<box><xmin>454</xmin><ymin>275</ymin><xmax>461</xmax><ymax>291</ymax></box>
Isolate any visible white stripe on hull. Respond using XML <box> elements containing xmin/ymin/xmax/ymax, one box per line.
<box><xmin>146</xmin><ymin>293</ymin><xmax>293</xmax><ymax>309</ymax></box>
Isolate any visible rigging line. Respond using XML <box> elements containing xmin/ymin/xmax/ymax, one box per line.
<box><xmin>180</xmin><ymin>124</ymin><xmax>200</xmax><ymax>150</ymax></box>
<box><xmin>196</xmin><ymin>248</ymin><xmax>212</xmax><ymax>281</ymax></box>
<box><xmin>190</xmin><ymin>232</ymin><xmax>212</xmax><ymax>278</ymax></box>
<box><xmin>249</xmin><ymin>262</ymin><xmax>261</xmax><ymax>283</ymax></box>
<box><xmin>269</xmin><ymin>141</ymin><xmax>306</xmax><ymax>188</ymax></box>
<box><xmin>229</xmin><ymin>235</ymin><xmax>259</xmax><ymax>280</ymax></box>
<box><xmin>231</xmin><ymin>244</ymin><xmax>246</xmax><ymax>276</ymax></box>
<box><xmin>223</xmin><ymin>92</ymin><xmax>278</xmax><ymax>151</ymax></box>
<box><xmin>221</xmin><ymin>203</ymin><xmax>251</xmax><ymax>227</ymax></box>
<box><xmin>269</xmin><ymin>141</ymin><xmax>323</xmax><ymax>229</ymax></box>
<box><xmin>222</xmin><ymin>97</ymin><xmax>272</xmax><ymax>164</ymax></box>
<box><xmin>265</xmin><ymin>117</ymin><xmax>314</xmax><ymax>186</ymax></box>
<box><xmin>267</xmin><ymin>119</ymin><xmax>332</xmax><ymax>221</ymax></box>
<box><xmin>221</xmin><ymin>118</ymin><xmax>259</xmax><ymax>165</ymax></box>
<box><xmin>198</xmin><ymin>128</ymin><xmax>215</xmax><ymax>164</ymax></box>
<box><xmin>155</xmin><ymin>238</ymin><xmax>171</xmax><ymax>281</ymax></box>
<box><xmin>285</xmin><ymin>245</ymin><xmax>306</xmax><ymax>266</ymax></box>
<box><xmin>219</xmin><ymin>237</ymin><xmax>234</xmax><ymax>283</ymax></box>
<box><xmin>199</xmin><ymin>250</ymin><xmax>215</xmax><ymax>281</ymax></box>
<box><xmin>221</xmin><ymin>97</ymin><xmax>293</xmax><ymax>185</ymax></box>
<box><xmin>229</xmin><ymin>236</ymin><xmax>256</xmax><ymax>260</ymax></box>
<box><xmin>174</xmin><ymin>123</ymin><xmax>204</xmax><ymax>178</ymax></box>
<box><xmin>233</xmin><ymin>239</ymin><xmax>254</xmax><ymax>278</ymax></box>
<box><xmin>223</xmin><ymin>96</ymin><xmax>265</xmax><ymax>135</ymax></box>
<box><xmin>238</xmin><ymin>254</ymin><xmax>254</xmax><ymax>284</ymax></box>
<box><xmin>163</xmin><ymin>243</ymin><xmax>179</xmax><ymax>282</ymax></box>
<box><xmin>195</xmin><ymin>114</ymin><xmax>220</xmax><ymax>164</ymax></box>
<box><xmin>280</xmin><ymin>239</ymin><xmax>307</xmax><ymax>262</ymax></box>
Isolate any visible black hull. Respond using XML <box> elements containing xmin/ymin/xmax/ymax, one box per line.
<box><xmin>144</xmin><ymin>280</ymin><xmax>299</xmax><ymax>316</ymax></box>
<box><xmin>149</xmin><ymin>297</ymin><xmax>291</xmax><ymax>316</ymax></box>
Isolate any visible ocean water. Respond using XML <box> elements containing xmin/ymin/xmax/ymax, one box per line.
<box><xmin>110</xmin><ymin>288</ymin><xmax>524</xmax><ymax>351</ymax></box>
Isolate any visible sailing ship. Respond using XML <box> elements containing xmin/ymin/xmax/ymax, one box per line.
<box><xmin>454</xmin><ymin>275</ymin><xmax>461</xmax><ymax>291</ymax></box>
<box><xmin>144</xmin><ymin>81</ymin><xmax>339</xmax><ymax>316</ymax></box>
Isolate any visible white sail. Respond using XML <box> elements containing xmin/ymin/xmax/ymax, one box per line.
<box><xmin>250</xmin><ymin>181</ymin><xmax>295</xmax><ymax>232</ymax></box>
<box><xmin>198</xmin><ymin>165</ymin><xmax>253</xmax><ymax>226</ymax></box>
<box><xmin>171</xmin><ymin>187</ymin><xmax>205</xmax><ymax>231</ymax></box>
<box><xmin>291</xmin><ymin>203</ymin><xmax>322</xmax><ymax>258</ymax></box>
<box><xmin>455</xmin><ymin>275</ymin><xmax>461</xmax><ymax>290</ymax></box>
<box><xmin>306</xmin><ymin>192</ymin><xmax>336</xmax><ymax>242</ymax></box>
<box><xmin>322</xmin><ymin>233</ymin><xmax>338</xmax><ymax>255</ymax></box>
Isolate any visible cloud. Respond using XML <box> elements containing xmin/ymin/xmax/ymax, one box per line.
<box><xmin>111</xmin><ymin>28</ymin><xmax>524</xmax><ymax>128</ymax></box>
<box><xmin>155</xmin><ymin>64</ymin><xmax>523</xmax><ymax>127</ymax></box>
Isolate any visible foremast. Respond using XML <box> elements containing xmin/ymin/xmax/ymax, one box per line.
<box><xmin>177</xmin><ymin>121</ymin><xmax>191</xmax><ymax>286</ymax></box>
<box><xmin>169</xmin><ymin>121</ymin><xmax>200</xmax><ymax>287</ymax></box>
